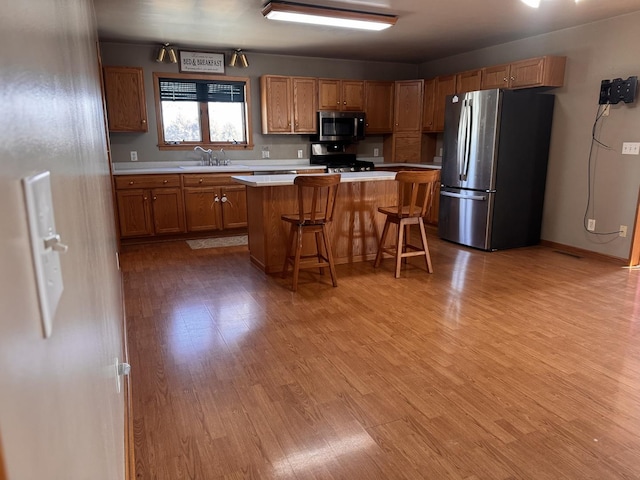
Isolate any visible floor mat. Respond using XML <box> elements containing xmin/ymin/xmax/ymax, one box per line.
<box><xmin>186</xmin><ymin>235</ymin><xmax>248</xmax><ymax>249</ymax></box>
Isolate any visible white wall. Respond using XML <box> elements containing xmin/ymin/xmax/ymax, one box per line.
<box><xmin>419</xmin><ymin>12</ymin><xmax>640</xmax><ymax>260</ymax></box>
<box><xmin>0</xmin><ymin>1</ymin><xmax>124</xmax><ymax>478</ymax></box>
<box><xmin>100</xmin><ymin>42</ymin><xmax>419</xmax><ymax>164</ymax></box>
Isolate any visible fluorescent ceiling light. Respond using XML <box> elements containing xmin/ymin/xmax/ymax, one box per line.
<box><xmin>521</xmin><ymin>0</ymin><xmax>541</xmax><ymax>7</ymax></box>
<box><xmin>261</xmin><ymin>2</ymin><xmax>398</xmax><ymax>31</ymax></box>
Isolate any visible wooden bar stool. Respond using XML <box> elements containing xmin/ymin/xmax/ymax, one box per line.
<box><xmin>374</xmin><ymin>170</ymin><xmax>440</xmax><ymax>278</ymax></box>
<box><xmin>281</xmin><ymin>174</ymin><xmax>341</xmax><ymax>291</ymax></box>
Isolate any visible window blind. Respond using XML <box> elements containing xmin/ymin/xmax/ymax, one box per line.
<box><xmin>159</xmin><ymin>79</ymin><xmax>245</xmax><ymax>102</ymax></box>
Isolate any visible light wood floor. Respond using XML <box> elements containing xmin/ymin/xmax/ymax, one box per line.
<box><xmin>121</xmin><ymin>234</ymin><xmax>640</xmax><ymax>479</ymax></box>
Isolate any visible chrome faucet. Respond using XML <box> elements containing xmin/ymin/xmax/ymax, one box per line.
<box><xmin>219</xmin><ymin>148</ymin><xmax>230</xmax><ymax>166</ymax></box>
<box><xmin>194</xmin><ymin>146</ymin><xmax>217</xmax><ymax>165</ymax></box>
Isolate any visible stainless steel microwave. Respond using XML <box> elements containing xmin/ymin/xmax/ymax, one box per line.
<box><xmin>316</xmin><ymin>111</ymin><xmax>366</xmax><ymax>143</ymax></box>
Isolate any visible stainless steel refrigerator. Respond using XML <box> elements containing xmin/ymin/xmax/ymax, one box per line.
<box><xmin>438</xmin><ymin>89</ymin><xmax>555</xmax><ymax>251</ymax></box>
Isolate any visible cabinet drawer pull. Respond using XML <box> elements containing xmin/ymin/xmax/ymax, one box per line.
<box><xmin>129</xmin><ymin>181</ymin><xmax>134</xmax><ymax>185</ymax></box>
<box><xmin>163</xmin><ymin>180</ymin><xmax>168</xmax><ymax>184</ymax></box>
<box><xmin>199</xmin><ymin>178</ymin><xmax>203</xmax><ymax>183</ymax></box>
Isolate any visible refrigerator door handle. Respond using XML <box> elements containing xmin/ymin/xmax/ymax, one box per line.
<box><xmin>456</xmin><ymin>101</ymin><xmax>468</xmax><ymax>180</ymax></box>
<box><xmin>460</xmin><ymin>101</ymin><xmax>473</xmax><ymax>181</ymax></box>
<box><xmin>441</xmin><ymin>191</ymin><xmax>487</xmax><ymax>201</ymax></box>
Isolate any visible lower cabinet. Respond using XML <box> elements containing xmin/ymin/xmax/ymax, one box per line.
<box><xmin>182</xmin><ymin>174</ymin><xmax>247</xmax><ymax>232</ymax></box>
<box><xmin>115</xmin><ymin>173</ymin><xmax>247</xmax><ymax>240</ymax></box>
<box><xmin>115</xmin><ymin>175</ymin><xmax>185</xmax><ymax>238</ymax></box>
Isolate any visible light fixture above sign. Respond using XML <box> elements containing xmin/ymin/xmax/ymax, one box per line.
<box><xmin>229</xmin><ymin>49</ymin><xmax>249</xmax><ymax>68</ymax></box>
<box><xmin>261</xmin><ymin>1</ymin><xmax>398</xmax><ymax>31</ymax></box>
<box><xmin>156</xmin><ymin>43</ymin><xmax>177</xmax><ymax>63</ymax></box>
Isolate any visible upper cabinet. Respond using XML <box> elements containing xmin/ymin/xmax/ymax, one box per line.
<box><xmin>393</xmin><ymin>80</ymin><xmax>424</xmax><ymax>132</ymax></box>
<box><xmin>260</xmin><ymin>75</ymin><xmax>317</xmax><ymax>134</ymax></box>
<box><xmin>422</xmin><ymin>78</ymin><xmax>436</xmax><ymax>132</ymax></box>
<box><xmin>318</xmin><ymin>79</ymin><xmax>364</xmax><ymax>111</ymax></box>
<box><xmin>456</xmin><ymin>69</ymin><xmax>482</xmax><ymax>94</ymax></box>
<box><xmin>433</xmin><ymin>75</ymin><xmax>456</xmax><ymax>132</ymax></box>
<box><xmin>103</xmin><ymin>66</ymin><xmax>148</xmax><ymax>132</ymax></box>
<box><xmin>481</xmin><ymin>56</ymin><xmax>566</xmax><ymax>90</ymax></box>
<box><xmin>364</xmin><ymin>81</ymin><xmax>394</xmax><ymax>134</ymax></box>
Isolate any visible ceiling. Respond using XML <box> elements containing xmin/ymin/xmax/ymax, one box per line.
<box><xmin>94</xmin><ymin>0</ymin><xmax>640</xmax><ymax>64</ymax></box>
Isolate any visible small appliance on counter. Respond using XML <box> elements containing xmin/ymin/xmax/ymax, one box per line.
<box><xmin>310</xmin><ymin>143</ymin><xmax>375</xmax><ymax>173</ymax></box>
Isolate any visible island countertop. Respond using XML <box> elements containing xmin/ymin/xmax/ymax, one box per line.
<box><xmin>231</xmin><ymin>171</ymin><xmax>397</xmax><ymax>187</ymax></box>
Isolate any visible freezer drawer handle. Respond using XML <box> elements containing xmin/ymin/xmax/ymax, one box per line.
<box><xmin>441</xmin><ymin>191</ymin><xmax>487</xmax><ymax>201</ymax></box>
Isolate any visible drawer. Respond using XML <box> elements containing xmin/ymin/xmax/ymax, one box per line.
<box><xmin>115</xmin><ymin>174</ymin><xmax>181</xmax><ymax>189</ymax></box>
<box><xmin>182</xmin><ymin>173</ymin><xmax>248</xmax><ymax>187</ymax></box>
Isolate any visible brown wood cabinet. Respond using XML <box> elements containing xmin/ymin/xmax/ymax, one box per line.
<box><xmin>422</xmin><ymin>78</ymin><xmax>436</xmax><ymax>132</ymax></box>
<box><xmin>318</xmin><ymin>79</ymin><xmax>364</xmax><ymax>111</ymax></box>
<box><xmin>364</xmin><ymin>81</ymin><xmax>394</xmax><ymax>134</ymax></box>
<box><xmin>393</xmin><ymin>80</ymin><xmax>424</xmax><ymax>132</ymax></box>
<box><xmin>383</xmin><ymin>133</ymin><xmax>422</xmax><ymax>163</ymax></box>
<box><xmin>183</xmin><ymin>174</ymin><xmax>247</xmax><ymax>232</ymax></box>
<box><xmin>103</xmin><ymin>66</ymin><xmax>148</xmax><ymax>132</ymax></box>
<box><xmin>260</xmin><ymin>75</ymin><xmax>317</xmax><ymax>134</ymax></box>
<box><xmin>115</xmin><ymin>175</ymin><xmax>185</xmax><ymax>237</ymax></box>
<box><xmin>481</xmin><ymin>56</ymin><xmax>566</xmax><ymax>90</ymax></box>
<box><xmin>456</xmin><ymin>69</ymin><xmax>482</xmax><ymax>93</ymax></box>
<box><xmin>433</xmin><ymin>75</ymin><xmax>456</xmax><ymax>132</ymax></box>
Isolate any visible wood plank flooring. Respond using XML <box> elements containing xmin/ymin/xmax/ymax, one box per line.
<box><xmin>120</xmin><ymin>235</ymin><xmax>640</xmax><ymax>479</ymax></box>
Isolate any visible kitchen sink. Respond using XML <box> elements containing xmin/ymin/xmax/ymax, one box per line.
<box><xmin>179</xmin><ymin>165</ymin><xmax>250</xmax><ymax>171</ymax></box>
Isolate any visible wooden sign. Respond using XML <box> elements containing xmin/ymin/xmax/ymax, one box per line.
<box><xmin>179</xmin><ymin>51</ymin><xmax>225</xmax><ymax>74</ymax></box>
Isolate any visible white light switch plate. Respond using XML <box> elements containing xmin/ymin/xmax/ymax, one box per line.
<box><xmin>22</xmin><ymin>171</ymin><xmax>66</xmax><ymax>338</ymax></box>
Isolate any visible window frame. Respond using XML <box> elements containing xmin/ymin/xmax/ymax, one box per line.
<box><xmin>152</xmin><ymin>72</ymin><xmax>254</xmax><ymax>151</ymax></box>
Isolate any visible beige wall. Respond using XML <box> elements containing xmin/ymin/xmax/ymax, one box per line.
<box><xmin>100</xmin><ymin>42</ymin><xmax>419</xmax><ymax>164</ymax></box>
<box><xmin>0</xmin><ymin>1</ymin><xmax>124</xmax><ymax>479</ymax></box>
<box><xmin>419</xmin><ymin>12</ymin><xmax>640</xmax><ymax>259</ymax></box>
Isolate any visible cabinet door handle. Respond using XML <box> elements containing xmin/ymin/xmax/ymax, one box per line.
<box><xmin>214</xmin><ymin>195</ymin><xmax>220</xmax><ymax>203</ymax></box>
<box><xmin>141</xmin><ymin>119</ymin><xmax>147</xmax><ymax>124</ymax></box>
<box><xmin>163</xmin><ymin>180</ymin><xmax>168</xmax><ymax>184</ymax></box>
<box><xmin>510</xmin><ymin>76</ymin><xmax>515</xmax><ymax>81</ymax></box>
<box><xmin>503</xmin><ymin>77</ymin><xmax>507</xmax><ymax>82</ymax></box>
<box><xmin>199</xmin><ymin>178</ymin><xmax>203</xmax><ymax>183</ymax></box>
<box><xmin>129</xmin><ymin>181</ymin><xmax>134</xmax><ymax>185</ymax></box>
<box><xmin>343</xmin><ymin>101</ymin><xmax>346</xmax><ymax>105</ymax></box>
<box><xmin>153</xmin><ymin>196</ymin><xmax>157</xmax><ymax>201</ymax></box>
<box><xmin>143</xmin><ymin>196</ymin><xmax>148</xmax><ymax>201</ymax></box>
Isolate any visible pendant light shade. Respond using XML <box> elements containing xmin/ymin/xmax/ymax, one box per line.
<box><xmin>156</xmin><ymin>43</ymin><xmax>178</xmax><ymax>63</ymax></box>
<box><xmin>229</xmin><ymin>49</ymin><xmax>249</xmax><ymax>68</ymax></box>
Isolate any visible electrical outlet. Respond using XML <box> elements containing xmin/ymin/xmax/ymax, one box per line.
<box><xmin>622</xmin><ymin>142</ymin><xmax>640</xmax><ymax>155</ymax></box>
<box><xmin>130</xmin><ymin>151</ymin><xmax>138</xmax><ymax>162</ymax></box>
<box><xmin>601</xmin><ymin>104</ymin><xmax>610</xmax><ymax>116</ymax></box>
<box><xmin>587</xmin><ymin>219</ymin><xmax>596</xmax><ymax>231</ymax></box>
<box><xmin>373</xmin><ymin>148</ymin><xmax>379</xmax><ymax>157</ymax></box>
<box><xmin>620</xmin><ymin>225</ymin><xmax>627</xmax><ymax>237</ymax></box>
<box><xmin>297</xmin><ymin>149</ymin><xmax>303</xmax><ymax>159</ymax></box>
<box><xmin>261</xmin><ymin>147</ymin><xmax>270</xmax><ymax>159</ymax></box>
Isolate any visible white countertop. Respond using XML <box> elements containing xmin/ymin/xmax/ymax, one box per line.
<box><xmin>377</xmin><ymin>162</ymin><xmax>442</xmax><ymax>170</ymax></box>
<box><xmin>111</xmin><ymin>160</ymin><xmax>440</xmax><ymax>175</ymax></box>
<box><xmin>232</xmin><ymin>171</ymin><xmax>397</xmax><ymax>187</ymax></box>
<box><xmin>111</xmin><ymin>163</ymin><xmax>327</xmax><ymax>175</ymax></box>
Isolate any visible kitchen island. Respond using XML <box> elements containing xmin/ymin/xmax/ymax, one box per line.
<box><xmin>232</xmin><ymin>171</ymin><xmax>399</xmax><ymax>273</ymax></box>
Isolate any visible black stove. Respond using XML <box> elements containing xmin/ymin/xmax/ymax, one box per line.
<box><xmin>309</xmin><ymin>143</ymin><xmax>375</xmax><ymax>173</ymax></box>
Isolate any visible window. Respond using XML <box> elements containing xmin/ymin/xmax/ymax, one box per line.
<box><xmin>153</xmin><ymin>73</ymin><xmax>253</xmax><ymax>150</ymax></box>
